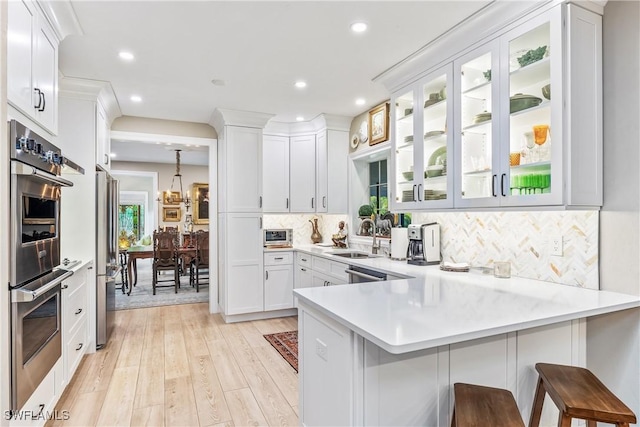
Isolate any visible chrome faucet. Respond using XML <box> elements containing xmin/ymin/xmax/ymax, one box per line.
<box><xmin>361</xmin><ymin>218</ymin><xmax>380</xmax><ymax>254</ymax></box>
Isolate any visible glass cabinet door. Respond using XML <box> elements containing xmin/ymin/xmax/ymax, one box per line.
<box><xmin>456</xmin><ymin>43</ymin><xmax>500</xmax><ymax>207</ymax></box>
<box><xmin>503</xmin><ymin>11</ymin><xmax>561</xmax><ymax>206</ymax></box>
<box><xmin>393</xmin><ymin>89</ymin><xmax>419</xmax><ymax>207</ymax></box>
<box><xmin>420</xmin><ymin>67</ymin><xmax>451</xmax><ymax>207</ymax></box>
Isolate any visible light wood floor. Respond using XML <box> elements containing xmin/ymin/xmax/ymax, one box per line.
<box><xmin>47</xmin><ymin>303</ymin><xmax>299</xmax><ymax>427</ymax></box>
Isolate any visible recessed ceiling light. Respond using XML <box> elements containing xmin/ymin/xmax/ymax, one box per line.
<box><xmin>296</xmin><ymin>116</ymin><xmax>304</xmax><ymax>122</ymax></box>
<box><xmin>350</xmin><ymin>22</ymin><xmax>368</xmax><ymax>33</ymax></box>
<box><xmin>355</xmin><ymin>98</ymin><xmax>366</xmax><ymax>106</ymax></box>
<box><xmin>211</xmin><ymin>79</ymin><xmax>226</xmax><ymax>86</ymax></box>
<box><xmin>110</xmin><ymin>152</ymin><xmax>116</xmax><ymax>158</ymax></box>
<box><xmin>118</xmin><ymin>51</ymin><xmax>135</xmax><ymax>61</ymax></box>
<box><xmin>295</xmin><ymin>81</ymin><xmax>307</xmax><ymax>89</ymax></box>
<box><xmin>130</xmin><ymin>95</ymin><xmax>142</xmax><ymax>102</ymax></box>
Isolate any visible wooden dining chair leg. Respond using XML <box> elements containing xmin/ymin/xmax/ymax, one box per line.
<box><xmin>528</xmin><ymin>377</ymin><xmax>546</xmax><ymax>427</ymax></box>
<box><xmin>558</xmin><ymin>413</ymin><xmax>572</xmax><ymax>427</ymax></box>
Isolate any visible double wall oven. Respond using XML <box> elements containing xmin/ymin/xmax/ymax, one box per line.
<box><xmin>8</xmin><ymin>120</ymin><xmax>75</xmax><ymax>412</ymax></box>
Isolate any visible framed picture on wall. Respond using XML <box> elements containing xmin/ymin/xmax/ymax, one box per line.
<box><xmin>192</xmin><ymin>182</ymin><xmax>209</xmax><ymax>225</ymax></box>
<box><xmin>164</xmin><ymin>191</ymin><xmax>181</xmax><ymax>205</ymax></box>
<box><xmin>368</xmin><ymin>102</ymin><xmax>390</xmax><ymax>146</ymax></box>
<box><xmin>162</xmin><ymin>206</ymin><xmax>181</xmax><ymax>222</ymax></box>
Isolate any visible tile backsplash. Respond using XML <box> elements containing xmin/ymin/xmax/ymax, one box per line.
<box><xmin>264</xmin><ymin>214</ymin><xmax>349</xmax><ymax>246</ymax></box>
<box><xmin>410</xmin><ymin>210</ymin><xmax>599</xmax><ymax>289</ymax></box>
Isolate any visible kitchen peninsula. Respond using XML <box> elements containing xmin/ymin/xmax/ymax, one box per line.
<box><xmin>294</xmin><ymin>251</ymin><xmax>640</xmax><ymax>427</ymax></box>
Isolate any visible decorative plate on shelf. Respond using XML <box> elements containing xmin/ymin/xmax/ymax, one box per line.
<box><xmin>350</xmin><ymin>134</ymin><xmax>360</xmax><ymax>149</ymax></box>
<box><xmin>428</xmin><ymin>146</ymin><xmax>447</xmax><ymax>167</ymax></box>
<box><xmin>359</xmin><ymin>120</ymin><xmax>368</xmax><ymax>144</ymax></box>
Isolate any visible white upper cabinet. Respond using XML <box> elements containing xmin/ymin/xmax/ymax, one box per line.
<box><xmin>322</xmin><ymin>129</ymin><xmax>349</xmax><ymax>214</ymax></box>
<box><xmin>389</xmin><ymin>3</ymin><xmax>601</xmax><ymax>210</ymax></box>
<box><xmin>7</xmin><ymin>0</ymin><xmax>59</xmax><ymax>135</ymax></box>
<box><xmin>289</xmin><ymin>134</ymin><xmax>317</xmax><ymax>213</ymax></box>
<box><xmin>391</xmin><ymin>64</ymin><xmax>454</xmax><ymax>211</ymax></box>
<box><xmin>223</xmin><ymin>126</ymin><xmax>263</xmax><ymax>213</ymax></box>
<box><xmin>263</xmin><ymin>135</ymin><xmax>290</xmax><ymax>213</ymax></box>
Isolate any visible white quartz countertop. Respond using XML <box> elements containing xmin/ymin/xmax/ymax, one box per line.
<box><xmin>289</xmin><ymin>245</ymin><xmax>640</xmax><ymax>354</ymax></box>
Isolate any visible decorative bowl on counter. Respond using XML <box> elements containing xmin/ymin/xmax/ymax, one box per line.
<box><xmin>472</xmin><ymin>111</ymin><xmax>492</xmax><ymax>124</ymax></box>
<box><xmin>510</xmin><ymin>93</ymin><xmax>542</xmax><ymax>113</ymax></box>
<box><xmin>541</xmin><ymin>84</ymin><xmax>551</xmax><ymax>100</ymax></box>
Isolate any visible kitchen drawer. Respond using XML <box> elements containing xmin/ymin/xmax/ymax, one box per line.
<box><xmin>64</xmin><ymin>280</ymin><xmax>87</xmax><ymax>333</ymax></box>
<box><xmin>296</xmin><ymin>252</ymin><xmax>312</xmax><ymax>268</ymax></box>
<box><xmin>264</xmin><ymin>251</ymin><xmax>293</xmax><ymax>266</ymax></box>
<box><xmin>66</xmin><ymin>318</ymin><xmax>87</xmax><ymax>379</ymax></box>
<box><xmin>312</xmin><ymin>256</ymin><xmax>349</xmax><ymax>281</ymax></box>
<box><xmin>312</xmin><ymin>271</ymin><xmax>347</xmax><ymax>287</ymax></box>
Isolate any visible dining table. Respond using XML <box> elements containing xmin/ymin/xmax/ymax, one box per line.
<box><xmin>124</xmin><ymin>246</ymin><xmax>197</xmax><ymax>296</ymax></box>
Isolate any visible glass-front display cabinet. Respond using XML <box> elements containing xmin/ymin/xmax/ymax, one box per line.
<box><xmin>391</xmin><ymin>65</ymin><xmax>453</xmax><ymax>211</ymax></box>
<box><xmin>454</xmin><ymin>42</ymin><xmax>500</xmax><ymax>208</ymax></box>
<box><xmin>455</xmin><ymin>8</ymin><xmax>562</xmax><ymax>208</ymax></box>
<box><xmin>501</xmin><ymin>9</ymin><xmax>562</xmax><ymax>206</ymax></box>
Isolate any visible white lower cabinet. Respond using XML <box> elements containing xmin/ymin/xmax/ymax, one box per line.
<box><xmin>311</xmin><ymin>255</ymin><xmax>349</xmax><ymax>286</ymax></box>
<box><xmin>300</xmin><ymin>309</ymin><xmax>354</xmax><ymax>427</ymax></box>
<box><xmin>264</xmin><ymin>252</ymin><xmax>294</xmax><ymax>311</ymax></box>
<box><xmin>62</xmin><ymin>263</ymin><xmax>90</xmax><ymax>384</ymax></box>
<box><xmin>299</xmin><ymin>302</ymin><xmax>582</xmax><ymax>427</ymax></box>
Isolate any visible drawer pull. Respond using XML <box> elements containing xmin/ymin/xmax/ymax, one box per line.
<box><xmin>274</xmin><ymin>257</ymin><xmax>284</xmax><ymax>260</ymax></box>
<box><xmin>301</xmin><ymin>258</ymin><xmax>308</xmax><ymax>262</ymax></box>
<box><xmin>75</xmin><ymin>308</ymin><xmax>83</xmax><ymax>315</ymax></box>
<box><xmin>301</xmin><ymin>268</ymin><xmax>307</xmax><ymax>272</ymax></box>
<box><xmin>75</xmin><ymin>343</ymin><xmax>83</xmax><ymax>351</ymax></box>
<box><xmin>62</xmin><ymin>284</ymin><xmax>69</xmax><ymax>289</ymax></box>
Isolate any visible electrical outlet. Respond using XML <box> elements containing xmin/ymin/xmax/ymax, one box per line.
<box><xmin>316</xmin><ymin>338</ymin><xmax>328</xmax><ymax>361</ymax></box>
<box><xmin>550</xmin><ymin>235</ymin><xmax>563</xmax><ymax>256</ymax></box>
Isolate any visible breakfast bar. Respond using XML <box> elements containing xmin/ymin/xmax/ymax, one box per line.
<box><xmin>294</xmin><ymin>263</ymin><xmax>640</xmax><ymax>426</ymax></box>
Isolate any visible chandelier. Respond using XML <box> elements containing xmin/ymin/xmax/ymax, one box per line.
<box><xmin>165</xmin><ymin>149</ymin><xmax>192</xmax><ymax>211</ymax></box>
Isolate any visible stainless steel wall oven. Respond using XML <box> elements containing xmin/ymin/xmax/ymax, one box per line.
<box><xmin>8</xmin><ymin>120</ymin><xmax>74</xmax><ymax>412</ymax></box>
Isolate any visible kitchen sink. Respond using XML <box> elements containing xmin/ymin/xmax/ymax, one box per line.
<box><xmin>331</xmin><ymin>252</ymin><xmax>374</xmax><ymax>259</ymax></box>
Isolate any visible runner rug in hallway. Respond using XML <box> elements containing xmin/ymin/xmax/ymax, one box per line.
<box><xmin>264</xmin><ymin>330</ymin><xmax>298</xmax><ymax>372</ymax></box>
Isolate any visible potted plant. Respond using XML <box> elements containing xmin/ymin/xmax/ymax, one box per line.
<box><xmin>358</xmin><ymin>204</ymin><xmax>374</xmax><ymax>236</ymax></box>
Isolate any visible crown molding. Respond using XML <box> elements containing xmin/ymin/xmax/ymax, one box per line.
<box><xmin>209</xmin><ymin>109</ymin><xmax>275</xmax><ymax>135</ymax></box>
<box><xmin>110</xmin><ymin>130</ymin><xmax>216</xmax><ymax>147</ymax></box>
<box><xmin>36</xmin><ymin>0</ymin><xmax>83</xmax><ymax>41</ymax></box>
<box><xmin>264</xmin><ymin>113</ymin><xmax>352</xmax><ymax>136</ymax></box>
<box><xmin>373</xmin><ymin>0</ymin><xmax>565</xmax><ymax>93</ymax></box>
<box><xmin>59</xmin><ymin>76</ymin><xmax>122</xmax><ymax>125</ymax></box>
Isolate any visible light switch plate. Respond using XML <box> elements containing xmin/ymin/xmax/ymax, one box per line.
<box><xmin>550</xmin><ymin>235</ymin><xmax>563</xmax><ymax>256</ymax></box>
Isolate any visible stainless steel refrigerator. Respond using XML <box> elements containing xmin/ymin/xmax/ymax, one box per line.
<box><xmin>96</xmin><ymin>170</ymin><xmax>119</xmax><ymax>349</ymax></box>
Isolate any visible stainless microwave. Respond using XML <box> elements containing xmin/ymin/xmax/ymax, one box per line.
<box><xmin>264</xmin><ymin>229</ymin><xmax>293</xmax><ymax>247</ymax></box>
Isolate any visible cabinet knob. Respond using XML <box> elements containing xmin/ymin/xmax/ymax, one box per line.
<box><xmin>75</xmin><ymin>308</ymin><xmax>83</xmax><ymax>315</ymax></box>
<box><xmin>75</xmin><ymin>343</ymin><xmax>83</xmax><ymax>351</ymax></box>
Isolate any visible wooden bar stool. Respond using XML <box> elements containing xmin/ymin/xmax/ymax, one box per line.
<box><xmin>451</xmin><ymin>383</ymin><xmax>525</xmax><ymax>427</ymax></box>
<box><xmin>529</xmin><ymin>363</ymin><xmax>636</xmax><ymax>427</ymax></box>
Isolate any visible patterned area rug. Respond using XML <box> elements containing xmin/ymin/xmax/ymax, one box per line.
<box><xmin>264</xmin><ymin>330</ymin><xmax>298</xmax><ymax>372</ymax></box>
<box><xmin>115</xmin><ymin>259</ymin><xmax>209</xmax><ymax>311</ymax></box>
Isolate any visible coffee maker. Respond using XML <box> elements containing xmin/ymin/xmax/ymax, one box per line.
<box><xmin>407</xmin><ymin>223</ymin><xmax>441</xmax><ymax>265</ymax></box>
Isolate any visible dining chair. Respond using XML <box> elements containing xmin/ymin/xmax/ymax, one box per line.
<box><xmin>152</xmin><ymin>229</ymin><xmax>180</xmax><ymax>294</ymax></box>
<box><xmin>193</xmin><ymin>230</ymin><xmax>209</xmax><ymax>292</ymax></box>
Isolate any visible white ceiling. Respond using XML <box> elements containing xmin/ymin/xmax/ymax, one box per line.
<box><xmin>59</xmin><ymin>1</ymin><xmax>492</xmax><ymax>163</ymax></box>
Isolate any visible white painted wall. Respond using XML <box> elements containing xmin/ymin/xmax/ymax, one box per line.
<box><xmin>589</xmin><ymin>0</ymin><xmax>640</xmax><ymax>420</ymax></box>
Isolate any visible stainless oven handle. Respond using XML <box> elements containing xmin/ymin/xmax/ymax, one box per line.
<box><xmin>11</xmin><ymin>270</ymin><xmax>73</xmax><ymax>303</ymax></box>
<box><xmin>11</xmin><ymin>160</ymin><xmax>73</xmax><ymax>187</ymax></box>
<box><xmin>345</xmin><ymin>269</ymin><xmax>386</xmax><ymax>282</ymax></box>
